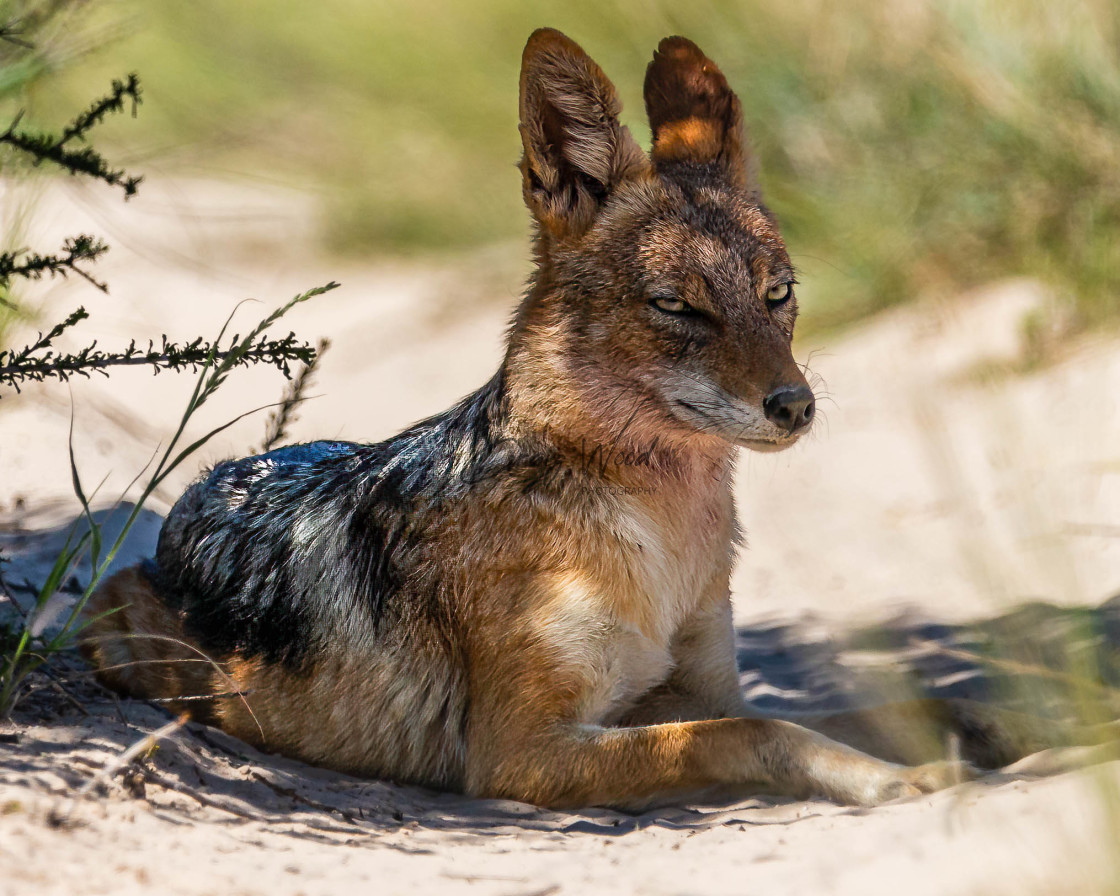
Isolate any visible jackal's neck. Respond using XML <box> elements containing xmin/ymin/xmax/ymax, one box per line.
<box><xmin>500</xmin><ymin>277</ymin><xmax>735</xmax><ymax>493</ymax></box>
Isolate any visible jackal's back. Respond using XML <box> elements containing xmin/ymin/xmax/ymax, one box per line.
<box><xmin>86</xmin><ymin>373</ymin><xmax>520</xmax><ymax>787</ymax></box>
<box><xmin>154</xmin><ymin>373</ymin><xmax>511</xmax><ymax>666</ymax></box>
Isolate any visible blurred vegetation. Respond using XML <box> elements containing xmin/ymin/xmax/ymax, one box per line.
<box><xmin>0</xmin><ymin>5</ymin><xmax>334</xmax><ymax>716</ymax></box>
<box><xmin>9</xmin><ymin>0</ymin><xmax>1120</xmax><ymax>332</ymax></box>
<box><xmin>0</xmin><ymin>0</ymin><xmax>72</xmax><ymax>342</ymax></box>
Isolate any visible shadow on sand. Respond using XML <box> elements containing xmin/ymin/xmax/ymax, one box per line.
<box><xmin>1</xmin><ymin>507</ymin><xmax>1118</xmax><ymax>840</ymax></box>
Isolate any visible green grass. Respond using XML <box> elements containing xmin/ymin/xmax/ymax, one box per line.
<box><xmin>10</xmin><ymin>0</ymin><xmax>1120</xmax><ymax>333</ymax></box>
<box><xmin>0</xmin><ymin>281</ymin><xmax>336</xmax><ymax>715</ymax></box>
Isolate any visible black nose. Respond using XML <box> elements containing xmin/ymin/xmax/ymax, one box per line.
<box><xmin>763</xmin><ymin>385</ymin><xmax>815</xmax><ymax>433</ymax></box>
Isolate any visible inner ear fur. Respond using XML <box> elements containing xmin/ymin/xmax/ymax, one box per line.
<box><xmin>519</xmin><ymin>28</ymin><xmax>648</xmax><ymax>239</ymax></box>
<box><xmin>643</xmin><ymin>36</ymin><xmax>749</xmax><ymax>187</ymax></box>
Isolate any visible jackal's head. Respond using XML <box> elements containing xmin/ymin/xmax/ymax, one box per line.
<box><xmin>511</xmin><ymin>29</ymin><xmax>814</xmax><ymax>454</ymax></box>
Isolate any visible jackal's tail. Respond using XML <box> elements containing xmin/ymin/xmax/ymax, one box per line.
<box><xmin>80</xmin><ymin>563</ymin><xmax>218</xmax><ymax>720</ymax></box>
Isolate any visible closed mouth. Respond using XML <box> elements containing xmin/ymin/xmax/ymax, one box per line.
<box><xmin>736</xmin><ymin>437</ymin><xmax>792</xmax><ymax>452</ymax></box>
<box><xmin>674</xmin><ymin>398</ymin><xmax>711</xmax><ymax>419</ymax></box>
<box><xmin>673</xmin><ymin>398</ymin><xmax>792</xmax><ymax>450</ymax></box>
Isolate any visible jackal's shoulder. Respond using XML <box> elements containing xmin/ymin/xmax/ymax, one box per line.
<box><xmin>150</xmin><ymin>372</ymin><xmax>519</xmax><ymax>665</ymax></box>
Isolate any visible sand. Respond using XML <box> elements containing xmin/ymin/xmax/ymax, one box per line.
<box><xmin>1</xmin><ymin>177</ymin><xmax>1118</xmax><ymax>895</ymax></box>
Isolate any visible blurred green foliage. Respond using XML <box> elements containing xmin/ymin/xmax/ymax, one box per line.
<box><xmin>11</xmin><ymin>0</ymin><xmax>1120</xmax><ymax>331</ymax></box>
<box><xmin>1</xmin><ymin>0</ymin><xmax>89</xmax><ymax>339</ymax></box>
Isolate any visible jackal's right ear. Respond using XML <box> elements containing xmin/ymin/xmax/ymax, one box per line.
<box><xmin>519</xmin><ymin>29</ymin><xmax>648</xmax><ymax>239</ymax></box>
<box><xmin>644</xmin><ymin>37</ymin><xmax>749</xmax><ymax>188</ymax></box>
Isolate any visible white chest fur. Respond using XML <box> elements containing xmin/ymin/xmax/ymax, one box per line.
<box><xmin>538</xmin><ymin>487</ymin><xmax>731</xmax><ymax>725</ymax></box>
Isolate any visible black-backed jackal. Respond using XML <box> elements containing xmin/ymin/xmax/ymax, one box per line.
<box><xmin>84</xmin><ymin>30</ymin><xmax>1066</xmax><ymax>809</ymax></box>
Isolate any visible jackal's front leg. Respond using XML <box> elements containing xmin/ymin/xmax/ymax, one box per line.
<box><xmin>471</xmin><ymin>717</ymin><xmax>967</xmax><ymax>810</ymax></box>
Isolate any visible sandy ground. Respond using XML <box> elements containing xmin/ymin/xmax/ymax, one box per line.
<box><xmin>1</xmin><ymin>178</ymin><xmax>1119</xmax><ymax>895</ymax></box>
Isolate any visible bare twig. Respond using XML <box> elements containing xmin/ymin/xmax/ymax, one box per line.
<box><xmin>260</xmin><ymin>338</ymin><xmax>330</xmax><ymax>452</ymax></box>
<box><xmin>75</xmin><ymin>714</ymin><xmax>187</xmax><ymax>798</ymax></box>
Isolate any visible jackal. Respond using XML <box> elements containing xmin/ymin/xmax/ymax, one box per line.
<box><xmin>83</xmin><ymin>29</ymin><xmax>974</xmax><ymax>809</ymax></box>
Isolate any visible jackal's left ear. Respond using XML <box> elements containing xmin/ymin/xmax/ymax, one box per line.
<box><xmin>644</xmin><ymin>37</ymin><xmax>749</xmax><ymax>188</ymax></box>
<box><xmin>519</xmin><ymin>28</ymin><xmax>648</xmax><ymax>239</ymax></box>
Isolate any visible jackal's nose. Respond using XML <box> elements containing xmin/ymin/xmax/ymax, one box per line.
<box><xmin>763</xmin><ymin>386</ymin><xmax>815</xmax><ymax>433</ymax></box>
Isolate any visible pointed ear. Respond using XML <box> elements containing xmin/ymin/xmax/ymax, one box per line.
<box><xmin>519</xmin><ymin>28</ymin><xmax>648</xmax><ymax>239</ymax></box>
<box><xmin>643</xmin><ymin>36</ymin><xmax>749</xmax><ymax>187</ymax></box>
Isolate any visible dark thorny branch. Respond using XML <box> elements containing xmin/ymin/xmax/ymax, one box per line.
<box><xmin>0</xmin><ymin>235</ymin><xmax>110</xmax><ymax>301</ymax></box>
<box><xmin>0</xmin><ymin>73</ymin><xmax>143</xmax><ymax>198</ymax></box>
<box><xmin>0</xmin><ymin>18</ymin><xmax>338</xmax><ymax>715</ymax></box>
<box><xmin>0</xmin><ymin>307</ymin><xmax>321</xmax><ymax>395</ymax></box>
<box><xmin>0</xmin><ymin>284</ymin><xmax>338</xmax><ymax>715</ymax></box>
<box><xmin>260</xmin><ymin>338</ymin><xmax>330</xmax><ymax>452</ymax></box>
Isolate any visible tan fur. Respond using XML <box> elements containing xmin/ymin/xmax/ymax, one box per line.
<box><xmin>83</xmin><ymin>30</ymin><xmax>983</xmax><ymax>810</ymax></box>
<box><xmin>81</xmin><ymin>567</ymin><xmax>217</xmax><ymax>719</ymax></box>
<box><xmin>652</xmin><ymin>117</ymin><xmax>729</xmax><ymax>164</ymax></box>
<box><xmin>215</xmin><ymin>649</ymin><xmax>468</xmax><ymax>791</ymax></box>
<box><xmin>446</xmin><ymin>437</ymin><xmax>966</xmax><ymax>808</ymax></box>
<box><xmin>645</xmin><ymin>36</ymin><xmax>748</xmax><ymax>187</ymax></box>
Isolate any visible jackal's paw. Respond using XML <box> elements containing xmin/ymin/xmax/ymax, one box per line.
<box><xmin>880</xmin><ymin>760</ymin><xmax>977</xmax><ymax>801</ymax></box>
<box><xmin>821</xmin><ymin>759</ymin><xmax>976</xmax><ymax>806</ymax></box>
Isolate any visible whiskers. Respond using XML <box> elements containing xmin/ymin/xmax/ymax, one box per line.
<box><xmin>664</xmin><ymin>368</ymin><xmax>741</xmax><ymax>434</ymax></box>
<box><xmin>671</xmin><ymin>369</ymin><xmax>735</xmax><ymax>425</ymax></box>
<box><xmin>799</xmin><ymin>349</ymin><xmax>835</xmax><ymax>440</ymax></box>
<box><xmin>661</xmin><ymin>365</ymin><xmax>779</xmax><ymax>446</ymax></box>
<box><xmin>800</xmin><ymin>349</ymin><xmax>836</xmax><ymax>405</ymax></box>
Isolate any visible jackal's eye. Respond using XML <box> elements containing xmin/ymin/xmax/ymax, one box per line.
<box><xmin>650</xmin><ymin>294</ymin><xmax>693</xmax><ymax>315</ymax></box>
<box><xmin>766</xmin><ymin>282</ymin><xmax>792</xmax><ymax>308</ymax></box>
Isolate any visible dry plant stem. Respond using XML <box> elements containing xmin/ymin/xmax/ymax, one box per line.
<box><xmin>136</xmin><ymin>766</ymin><xmax>272</xmax><ymax>824</ymax></box>
<box><xmin>249</xmin><ymin>771</ymin><xmax>361</xmax><ymax>825</ymax></box>
<box><xmin>137</xmin><ymin>766</ymin><xmax>373</xmax><ymax>836</ymax></box>
<box><xmin>70</xmin><ymin>633</ymin><xmax>262</xmax><ymax>736</ymax></box>
<box><xmin>74</xmin><ymin>714</ymin><xmax>187</xmax><ymax>799</ymax></box>
<box><xmin>0</xmin><ymin>307</ymin><xmax>320</xmax><ymax>394</ymax></box>
<box><xmin>0</xmin><ymin>236</ymin><xmax>110</xmax><ymax>300</ymax></box>
<box><xmin>260</xmin><ymin>338</ymin><xmax>330</xmax><ymax>453</ymax></box>
<box><xmin>47</xmin><ymin>715</ymin><xmax>187</xmax><ymax>828</ymax></box>
<box><xmin>0</xmin><ymin>284</ymin><xmax>338</xmax><ymax>716</ymax></box>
